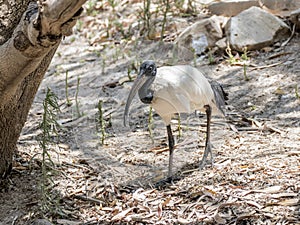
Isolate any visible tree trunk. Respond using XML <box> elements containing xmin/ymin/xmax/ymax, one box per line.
<box><xmin>0</xmin><ymin>0</ymin><xmax>86</xmax><ymax>178</ymax></box>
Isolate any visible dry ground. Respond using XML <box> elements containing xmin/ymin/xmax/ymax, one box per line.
<box><xmin>1</xmin><ymin>1</ymin><xmax>300</xmax><ymax>224</ymax></box>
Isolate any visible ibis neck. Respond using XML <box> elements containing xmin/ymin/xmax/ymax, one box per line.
<box><xmin>138</xmin><ymin>76</ymin><xmax>155</xmax><ymax>104</ymax></box>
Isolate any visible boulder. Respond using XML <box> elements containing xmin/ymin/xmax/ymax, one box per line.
<box><xmin>260</xmin><ymin>0</ymin><xmax>300</xmax><ymax>17</ymax></box>
<box><xmin>208</xmin><ymin>0</ymin><xmax>259</xmax><ymax>17</ymax></box>
<box><xmin>208</xmin><ymin>0</ymin><xmax>300</xmax><ymax>17</ymax></box>
<box><xmin>226</xmin><ymin>6</ymin><xmax>290</xmax><ymax>51</ymax></box>
<box><xmin>175</xmin><ymin>15</ymin><xmax>228</xmax><ymax>55</ymax></box>
<box><xmin>261</xmin><ymin>0</ymin><xmax>300</xmax><ymax>11</ymax></box>
<box><xmin>216</xmin><ymin>37</ymin><xmax>228</xmax><ymax>49</ymax></box>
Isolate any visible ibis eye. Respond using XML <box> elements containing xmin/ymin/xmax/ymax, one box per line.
<box><xmin>147</xmin><ymin>66</ymin><xmax>153</xmax><ymax>72</ymax></box>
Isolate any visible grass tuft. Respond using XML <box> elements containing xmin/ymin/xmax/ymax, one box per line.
<box><xmin>39</xmin><ymin>87</ymin><xmax>61</xmax><ymax>217</ymax></box>
<box><xmin>97</xmin><ymin>100</ymin><xmax>107</xmax><ymax>145</ymax></box>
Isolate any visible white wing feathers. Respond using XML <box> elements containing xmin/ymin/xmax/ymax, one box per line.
<box><xmin>151</xmin><ymin>65</ymin><xmax>219</xmax><ymax>125</ymax></box>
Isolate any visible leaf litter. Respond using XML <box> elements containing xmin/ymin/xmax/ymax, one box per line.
<box><xmin>1</xmin><ymin>0</ymin><xmax>300</xmax><ymax>224</ymax></box>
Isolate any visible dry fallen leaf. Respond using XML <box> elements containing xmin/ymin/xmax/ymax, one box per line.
<box><xmin>261</xmin><ymin>186</ymin><xmax>282</xmax><ymax>194</ymax></box>
<box><xmin>275</xmin><ymin>198</ymin><xmax>299</xmax><ymax>206</ymax></box>
<box><xmin>157</xmin><ymin>203</ymin><xmax>163</xmax><ymax>218</ymax></box>
<box><xmin>274</xmin><ymin>87</ymin><xmax>285</xmax><ymax>95</ymax></box>
<box><xmin>202</xmin><ymin>187</ymin><xmax>220</xmax><ymax>200</ymax></box>
<box><xmin>271</xmin><ymin>192</ymin><xmax>298</xmax><ymax>199</ymax></box>
<box><xmin>111</xmin><ymin>207</ymin><xmax>135</xmax><ymax>221</ymax></box>
<box><xmin>129</xmin><ymin>212</ymin><xmax>156</xmax><ymax>222</ymax></box>
<box><xmin>177</xmin><ymin>217</ymin><xmax>192</xmax><ymax>225</ymax></box>
<box><xmin>56</xmin><ymin>219</ymin><xmax>81</xmax><ymax>225</ymax></box>
<box><xmin>235</xmin><ymin>211</ymin><xmax>257</xmax><ymax>222</ymax></box>
<box><xmin>162</xmin><ymin>196</ymin><xmax>171</xmax><ymax>207</ymax></box>
<box><xmin>132</xmin><ymin>188</ymin><xmax>147</xmax><ymax>201</ymax></box>
<box><xmin>214</xmin><ymin>211</ymin><xmax>227</xmax><ymax>224</ymax></box>
<box><xmin>246</xmin><ymin>200</ymin><xmax>263</xmax><ymax>209</ymax></box>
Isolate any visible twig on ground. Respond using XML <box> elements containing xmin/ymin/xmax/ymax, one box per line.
<box><xmin>73</xmin><ymin>194</ymin><xmax>106</xmax><ymax>205</ymax></box>
<box><xmin>250</xmin><ymin>62</ymin><xmax>283</xmax><ymax>71</ymax></box>
<box><xmin>267</xmin><ymin>52</ymin><xmax>292</xmax><ymax>60</ymax></box>
<box><xmin>281</xmin><ymin>24</ymin><xmax>296</xmax><ymax>47</ymax></box>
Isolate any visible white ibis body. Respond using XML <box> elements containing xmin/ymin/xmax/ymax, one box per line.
<box><xmin>124</xmin><ymin>61</ymin><xmax>227</xmax><ymax>178</ymax></box>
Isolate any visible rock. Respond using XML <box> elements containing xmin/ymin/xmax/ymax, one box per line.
<box><xmin>261</xmin><ymin>0</ymin><xmax>300</xmax><ymax>11</ymax></box>
<box><xmin>260</xmin><ymin>0</ymin><xmax>300</xmax><ymax>17</ymax></box>
<box><xmin>226</xmin><ymin>6</ymin><xmax>290</xmax><ymax>51</ymax></box>
<box><xmin>208</xmin><ymin>0</ymin><xmax>259</xmax><ymax>17</ymax></box>
<box><xmin>208</xmin><ymin>0</ymin><xmax>300</xmax><ymax>17</ymax></box>
<box><xmin>215</xmin><ymin>37</ymin><xmax>227</xmax><ymax>49</ymax></box>
<box><xmin>175</xmin><ymin>15</ymin><xmax>228</xmax><ymax>55</ymax></box>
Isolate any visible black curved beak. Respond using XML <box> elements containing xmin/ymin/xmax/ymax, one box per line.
<box><xmin>123</xmin><ymin>71</ymin><xmax>148</xmax><ymax>126</ymax></box>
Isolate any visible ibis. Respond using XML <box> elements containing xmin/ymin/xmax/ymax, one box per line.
<box><xmin>124</xmin><ymin>60</ymin><xmax>227</xmax><ymax>178</ymax></box>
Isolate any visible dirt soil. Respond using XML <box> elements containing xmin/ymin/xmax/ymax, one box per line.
<box><xmin>1</xmin><ymin>1</ymin><xmax>299</xmax><ymax>224</ymax></box>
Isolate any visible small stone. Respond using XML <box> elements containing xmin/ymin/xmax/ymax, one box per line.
<box><xmin>31</xmin><ymin>219</ymin><xmax>53</xmax><ymax>225</ymax></box>
<box><xmin>216</xmin><ymin>37</ymin><xmax>227</xmax><ymax>49</ymax></box>
<box><xmin>208</xmin><ymin>0</ymin><xmax>259</xmax><ymax>17</ymax></box>
<box><xmin>261</xmin><ymin>0</ymin><xmax>300</xmax><ymax>11</ymax></box>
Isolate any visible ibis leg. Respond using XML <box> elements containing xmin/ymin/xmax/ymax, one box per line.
<box><xmin>199</xmin><ymin>105</ymin><xmax>213</xmax><ymax>169</ymax></box>
<box><xmin>166</xmin><ymin>125</ymin><xmax>175</xmax><ymax>178</ymax></box>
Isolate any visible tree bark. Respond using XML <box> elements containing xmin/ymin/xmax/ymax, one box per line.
<box><xmin>0</xmin><ymin>0</ymin><xmax>86</xmax><ymax>178</ymax></box>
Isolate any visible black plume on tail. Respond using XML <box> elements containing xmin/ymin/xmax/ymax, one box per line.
<box><xmin>209</xmin><ymin>80</ymin><xmax>228</xmax><ymax>115</ymax></box>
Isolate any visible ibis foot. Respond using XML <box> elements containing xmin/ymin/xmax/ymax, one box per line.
<box><xmin>154</xmin><ymin>176</ymin><xmax>174</xmax><ymax>188</ymax></box>
<box><xmin>199</xmin><ymin>142</ymin><xmax>213</xmax><ymax>170</ymax></box>
<box><xmin>199</xmin><ymin>158</ymin><xmax>214</xmax><ymax>170</ymax></box>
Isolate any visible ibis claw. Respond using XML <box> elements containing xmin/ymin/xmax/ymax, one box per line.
<box><xmin>199</xmin><ymin>158</ymin><xmax>214</xmax><ymax>170</ymax></box>
<box><xmin>154</xmin><ymin>176</ymin><xmax>174</xmax><ymax>188</ymax></box>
